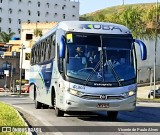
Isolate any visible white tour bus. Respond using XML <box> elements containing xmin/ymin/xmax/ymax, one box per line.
<box><xmin>29</xmin><ymin>21</ymin><xmax>147</xmax><ymax>119</ymax></box>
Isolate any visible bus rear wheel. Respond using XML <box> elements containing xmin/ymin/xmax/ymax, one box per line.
<box><xmin>107</xmin><ymin>111</ymin><xmax>118</xmax><ymax>120</ymax></box>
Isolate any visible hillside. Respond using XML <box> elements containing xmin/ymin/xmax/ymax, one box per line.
<box><xmin>80</xmin><ymin>3</ymin><xmax>156</xmax><ymax>21</ymax></box>
<box><xmin>80</xmin><ymin>3</ymin><xmax>159</xmax><ymax>39</ymax></box>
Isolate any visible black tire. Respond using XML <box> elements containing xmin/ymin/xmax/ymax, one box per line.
<box><xmin>107</xmin><ymin>111</ymin><xmax>118</xmax><ymax>120</ymax></box>
<box><xmin>35</xmin><ymin>89</ymin><xmax>42</xmax><ymax>109</ymax></box>
<box><xmin>55</xmin><ymin>107</ymin><xmax>64</xmax><ymax>117</ymax></box>
<box><xmin>43</xmin><ymin>104</ymin><xmax>49</xmax><ymax>109</ymax></box>
<box><xmin>53</xmin><ymin>91</ymin><xmax>64</xmax><ymax>117</ymax></box>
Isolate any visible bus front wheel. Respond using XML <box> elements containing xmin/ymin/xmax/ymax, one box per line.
<box><xmin>107</xmin><ymin>111</ymin><xmax>118</xmax><ymax>120</ymax></box>
<box><xmin>55</xmin><ymin>107</ymin><xmax>64</xmax><ymax>117</ymax></box>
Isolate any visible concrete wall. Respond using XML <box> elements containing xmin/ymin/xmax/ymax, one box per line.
<box><xmin>135</xmin><ymin>38</ymin><xmax>160</xmax><ymax>83</ymax></box>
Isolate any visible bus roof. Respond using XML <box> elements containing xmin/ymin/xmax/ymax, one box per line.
<box><xmin>57</xmin><ymin>21</ymin><xmax>131</xmax><ymax>35</ymax></box>
<box><xmin>33</xmin><ymin>21</ymin><xmax>132</xmax><ymax>47</ymax></box>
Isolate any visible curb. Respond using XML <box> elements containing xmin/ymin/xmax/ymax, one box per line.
<box><xmin>137</xmin><ymin>99</ymin><xmax>160</xmax><ymax>103</ymax></box>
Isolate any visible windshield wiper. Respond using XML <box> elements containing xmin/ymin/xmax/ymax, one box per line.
<box><xmin>107</xmin><ymin>60</ymin><xmax>122</xmax><ymax>86</ymax></box>
<box><xmin>84</xmin><ymin>60</ymin><xmax>102</xmax><ymax>86</ymax></box>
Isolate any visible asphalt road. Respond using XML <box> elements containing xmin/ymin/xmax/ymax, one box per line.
<box><xmin>0</xmin><ymin>95</ymin><xmax>160</xmax><ymax>135</ymax></box>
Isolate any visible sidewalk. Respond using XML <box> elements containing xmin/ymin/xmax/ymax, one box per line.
<box><xmin>0</xmin><ymin>91</ymin><xmax>29</xmax><ymax>97</ymax></box>
<box><xmin>137</xmin><ymin>84</ymin><xmax>160</xmax><ymax>99</ymax></box>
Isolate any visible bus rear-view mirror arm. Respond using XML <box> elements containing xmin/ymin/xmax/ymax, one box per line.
<box><xmin>134</xmin><ymin>39</ymin><xmax>147</xmax><ymax>61</ymax></box>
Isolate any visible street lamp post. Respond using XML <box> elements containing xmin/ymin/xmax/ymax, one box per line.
<box><xmin>19</xmin><ymin>44</ymin><xmax>26</xmax><ymax>95</ymax></box>
<box><xmin>148</xmin><ymin>67</ymin><xmax>153</xmax><ymax>98</ymax></box>
<box><xmin>122</xmin><ymin>0</ymin><xmax>124</xmax><ymax>5</ymax></box>
<box><xmin>153</xmin><ymin>0</ymin><xmax>159</xmax><ymax>99</ymax></box>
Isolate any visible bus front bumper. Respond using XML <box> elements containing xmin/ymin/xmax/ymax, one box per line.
<box><xmin>62</xmin><ymin>93</ymin><xmax>136</xmax><ymax>112</ymax></box>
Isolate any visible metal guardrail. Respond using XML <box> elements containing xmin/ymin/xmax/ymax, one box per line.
<box><xmin>138</xmin><ymin>81</ymin><xmax>160</xmax><ymax>87</ymax></box>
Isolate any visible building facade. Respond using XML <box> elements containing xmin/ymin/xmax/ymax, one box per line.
<box><xmin>21</xmin><ymin>22</ymin><xmax>58</xmax><ymax>80</ymax></box>
<box><xmin>0</xmin><ymin>0</ymin><xmax>79</xmax><ymax>37</ymax></box>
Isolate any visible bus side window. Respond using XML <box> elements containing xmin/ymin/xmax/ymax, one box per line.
<box><xmin>43</xmin><ymin>42</ymin><xmax>46</xmax><ymax>61</ymax></box>
<box><xmin>51</xmin><ymin>34</ymin><xmax>56</xmax><ymax>58</ymax></box>
<box><xmin>40</xmin><ymin>43</ymin><xmax>44</xmax><ymax>63</ymax></box>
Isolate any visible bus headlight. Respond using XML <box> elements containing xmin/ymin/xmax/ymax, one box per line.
<box><xmin>68</xmin><ymin>89</ymin><xmax>84</xmax><ymax>97</ymax></box>
<box><xmin>128</xmin><ymin>90</ymin><xmax>135</xmax><ymax>96</ymax></box>
<box><xmin>121</xmin><ymin>90</ymin><xmax>136</xmax><ymax>98</ymax></box>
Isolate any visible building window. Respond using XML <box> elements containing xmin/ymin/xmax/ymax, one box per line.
<box><xmin>72</xmin><ymin>15</ymin><xmax>75</xmax><ymax>17</ymax></box>
<box><xmin>37</xmin><ymin>11</ymin><xmax>40</xmax><ymax>16</ymax></box>
<box><xmin>63</xmin><ymin>14</ymin><xmax>66</xmax><ymax>19</ymax></box>
<box><xmin>18</xmin><ymin>0</ymin><xmax>22</xmax><ymax>3</ymax></box>
<box><xmin>54</xmin><ymin>3</ymin><xmax>58</xmax><ymax>7</ymax></box>
<box><xmin>54</xmin><ymin>13</ymin><xmax>57</xmax><ymax>16</ymax></box>
<box><xmin>0</xmin><ymin>17</ymin><xmax>1</xmax><ymax>23</ymax></box>
<box><xmin>62</xmin><ymin>5</ymin><xmax>66</xmax><ymax>10</ymax></box>
<box><xmin>9</xmin><ymin>8</ymin><xmax>12</xmax><ymax>14</ymax></box>
<box><xmin>18</xmin><ymin>29</ymin><xmax>21</xmax><ymax>34</ymax></box>
<box><xmin>0</xmin><ymin>27</ymin><xmax>1</xmax><ymax>32</ymax></box>
<box><xmin>9</xmin><ymin>18</ymin><xmax>11</xmax><ymax>23</ymax></box>
<box><xmin>0</xmin><ymin>7</ymin><xmax>2</xmax><ymax>12</ymax></box>
<box><xmin>0</xmin><ymin>0</ymin><xmax>3</xmax><ymax>3</ymax></box>
<box><xmin>28</xmin><ymin>0</ymin><xmax>31</xmax><ymax>5</ymax></box>
<box><xmin>28</xmin><ymin>20</ymin><xmax>30</xmax><ymax>23</ymax></box>
<box><xmin>46</xmin><ymin>3</ymin><xmax>49</xmax><ymax>8</ymax></box>
<box><xmin>26</xmin><ymin>34</ymin><xmax>33</xmax><ymax>40</ymax></box>
<box><xmin>73</xmin><ymin>5</ymin><xmax>75</xmax><ymax>8</ymax></box>
<box><xmin>8</xmin><ymin>28</ymin><xmax>11</xmax><ymax>33</ymax></box>
<box><xmin>38</xmin><ymin>2</ymin><xmax>40</xmax><ymax>7</ymax></box>
<box><xmin>45</xmin><ymin>12</ymin><xmax>49</xmax><ymax>17</ymax></box>
<box><xmin>37</xmin><ymin>21</ymin><xmax>39</xmax><ymax>23</ymax></box>
<box><xmin>18</xmin><ymin>19</ymin><xmax>21</xmax><ymax>24</ymax></box>
<box><xmin>28</xmin><ymin>10</ymin><xmax>31</xmax><ymax>15</ymax></box>
<box><xmin>18</xmin><ymin>9</ymin><xmax>22</xmax><ymax>13</ymax></box>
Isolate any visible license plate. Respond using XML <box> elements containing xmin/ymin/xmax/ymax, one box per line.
<box><xmin>97</xmin><ymin>103</ymin><xmax>109</xmax><ymax>108</ymax></box>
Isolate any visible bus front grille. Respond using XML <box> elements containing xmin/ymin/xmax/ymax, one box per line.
<box><xmin>81</xmin><ymin>95</ymin><xmax>124</xmax><ymax>100</ymax></box>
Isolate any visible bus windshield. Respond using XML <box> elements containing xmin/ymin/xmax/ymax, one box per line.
<box><xmin>66</xmin><ymin>33</ymin><xmax>135</xmax><ymax>83</ymax></box>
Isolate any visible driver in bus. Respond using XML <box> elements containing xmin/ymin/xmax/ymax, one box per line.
<box><xmin>75</xmin><ymin>47</ymin><xmax>84</xmax><ymax>57</ymax></box>
<box><xmin>75</xmin><ymin>47</ymin><xmax>86</xmax><ymax>65</ymax></box>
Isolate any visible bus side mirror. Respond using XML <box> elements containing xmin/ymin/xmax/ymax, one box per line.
<box><xmin>134</xmin><ymin>39</ymin><xmax>147</xmax><ymax>60</ymax></box>
<box><xmin>59</xmin><ymin>36</ymin><xmax>66</xmax><ymax>58</ymax></box>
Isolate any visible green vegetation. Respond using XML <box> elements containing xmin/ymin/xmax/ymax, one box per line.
<box><xmin>33</xmin><ymin>28</ymin><xmax>43</xmax><ymax>37</ymax></box>
<box><xmin>0</xmin><ymin>31</ymin><xmax>15</xmax><ymax>42</ymax></box>
<box><xmin>0</xmin><ymin>102</ymin><xmax>26</xmax><ymax>135</ymax></box>
<box><xmin>80</xmin><ymin>3</ymin><xmax>160</xmax><ymax>40</ymax></box>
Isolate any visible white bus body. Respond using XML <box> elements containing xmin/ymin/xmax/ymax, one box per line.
<box><xmin>29</xmin><ymin>21</ymin><xmax>147</xmax><ymax>119</ymax></box>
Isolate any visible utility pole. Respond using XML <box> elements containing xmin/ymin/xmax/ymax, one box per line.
<box><xmin>10</xmin><ymin>65</ymin><xmax>13</xmax><ymax>93</ymax></box>
<box><xmin>122</xmin><ymin>0</ymin><xmax>124</xmax><ymax>5</ymax></box>
<box><xmin>19</xmin><ymin>44</ymin><xmax>26</xmax><ymax>95</ymax></box>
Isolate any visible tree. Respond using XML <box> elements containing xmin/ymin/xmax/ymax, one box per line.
<box><xmin>0</xmin><ymin>31</ymin><xmax>15</xmax><ymax>42</ymax></box>
<box><xmin>33</xmin><ymin>28</ymin><xmax>43</xmax><ymax>37</ymax></box>
<box><xmin>118</xmin><ymin>7</ymin><xmax>154</xmax><ymax>40</ymax></box>
<box><xmin>93</xmin><ymin>13</ymin><xmax>106</xmax><ymax>22</ymax></box>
